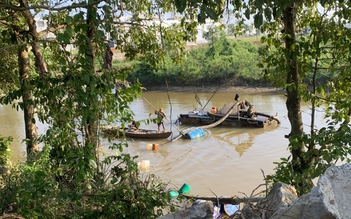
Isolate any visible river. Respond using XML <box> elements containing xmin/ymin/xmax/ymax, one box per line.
<box><xmin>0</xmin><ymin>89</ymin><xmax>327</xmax><ymax>197</ymax></box>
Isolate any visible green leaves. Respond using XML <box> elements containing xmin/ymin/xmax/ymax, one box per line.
<box><xmin>254</xmin><ymin>13</ymin><xmax>263</xmax><ymax>28</ymax></box>
<box><xmin>175</xmin><ymin>0</ymin><xmax>187</xmax><ymax>13</ymax></box>
<box><xmin>264</xmin><ymin>7</ymin><xmax>272</xmax><ymax>21</ymax></box>
<box><xmin>174</xmin><ymin>0</ymin><xmax>222</xmax><ymax>23</ymax></box>
<box><xmin>244</xmin><ymin>8</ymin><xmax>251</xmax><ymax>20</ymax></box>
<box><xmin>206</xmin><ymin>7</ymin><xmax>218</xmax><ymax>20</ymax></box>
<box><xmin>56</xmin><ymin>32</ymin><xmax>70</xmax><ymax>44</ymax></box>
<box><xmin>0</xmin><ymin>135</ymin><xmax>12</xmax><ymax>174</ymax></box>
<box><xmin>254</xmin><ymin>0</ymin><xmax>263</xmax><ymax>9</ymax></box>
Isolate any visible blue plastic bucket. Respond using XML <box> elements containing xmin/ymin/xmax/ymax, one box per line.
<box><xmin>185</xmin><ymin>128</ymin><xmax>206</xmax><ymax>139</ymax></box>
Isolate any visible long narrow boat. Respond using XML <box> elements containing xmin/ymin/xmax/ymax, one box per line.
<box><xmin>207</xmin><ymin>111</ymin><xmax>279</xmax><ymax>128</ymax></box>
<box><xmin>102</xmin><ymin>127</ymin><xmax>172</xmax><ymax>139</ymax></box>
<box><xmin>178</xmin><ymin>101</ymin><xmax>280</xmax><ymax>128</ymax></box>
<box><xmin>171</xmin><ymin>102</ymin><xmax>238</xmax><ymax>142</ymax></box>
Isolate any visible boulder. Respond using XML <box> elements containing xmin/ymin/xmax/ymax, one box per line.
<box><xmin>271</xmin><ymin>163</ymin><xmax>351</xmax><ymax>219</ymax></box>
<box><xmin>159</xmin><ymin>163</ymin><xmax>351</xmax><ymax>219</ymax></box>
<box><xmin>255</xmin><ymin>182</ymin><xmax>298</xmax><ymax>218</ymax></box>
<box><xmin>157</xmin><ymin>200</ymin><xmax>214</xmax><ymax>219</ymax></box>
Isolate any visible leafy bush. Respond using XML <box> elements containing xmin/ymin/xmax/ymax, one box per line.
<box><xmin>127</xmin><ymin>37</ymin><xmax>263</xmax><ymax>86</ymax></box>
<box><xmin>0</xmin><ymin>142</ymin><xmax>177</xmax><ymax>218</ymax></box>
<box><xmin>0</xmin><ymin>135</ymin><xmax>12</xmax><ymax>175</ymax></box>
<box><xmin>270</xmin><ymin>121</ymin><xmax>351</xmax><ymax>195</ymax></box>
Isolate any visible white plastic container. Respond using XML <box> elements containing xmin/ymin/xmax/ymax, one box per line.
<box><xmin>146</xmin><ymin>144</ymin><xmax>153</xmax><ymax>150</ymax></box>
<box><xmin>140</xmin><ymin>160</ymin><xmax>150</xmax><ymax>170</ymax></box>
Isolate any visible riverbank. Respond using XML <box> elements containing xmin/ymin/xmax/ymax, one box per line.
<box><xmin>144</xmin><ymin>85</ymin><xmax>284</xmax><ymax>94</ymax></box>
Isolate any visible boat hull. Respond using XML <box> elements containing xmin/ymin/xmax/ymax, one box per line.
<box><xmin>177</xmin><ymin>114</ymin><xmax>215</xmax><ymax>125</ymax></box>
<box><xmin>178</xmin><ymin>111</ymin><xmax>279</xmax><ymax>128</ymax></box>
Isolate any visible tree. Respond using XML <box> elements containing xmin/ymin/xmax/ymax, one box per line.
<box><xmin>0</xmin><ymin>1</ymin><xmax>44</xmax><ymax>155</ymax></box>
<box><xmin>0</xmin><ymin>0</ymin><xmax>216</xmax><ymax>217</ymax></box>
<box><xmin>0</xmin><ymin>0</ymin><xmax>202</xmax><ymax>157</ymax></box>
<box><xmin>226</xmin><ymin>0</ymin><xmax>351</xmax><ymax>194</ymax></box>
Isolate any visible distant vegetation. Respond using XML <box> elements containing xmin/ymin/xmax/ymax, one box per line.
<box><xmin>128</xmin><ymin>37</ymin><xmax>265</xmax><ymax>87</ymax></box>
<box><xmin>123</xmin><ymin>33</ymin><xmax>337</xmax><ymax>88</ymax></box>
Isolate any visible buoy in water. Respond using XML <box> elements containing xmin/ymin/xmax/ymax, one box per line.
<box><xmin>152</xmin><ymin>143</ymin><xmax>159</xmax><ymax>150</ymax></box>
<box><xmin>146</xmin><ymin>144</ymin><xmax>153</xmax><ymax>150</ymax></box>
<box><xmin>140</xmin><ymin>160</ymin><xmax>150</xmax><ymax>170</ymax></box>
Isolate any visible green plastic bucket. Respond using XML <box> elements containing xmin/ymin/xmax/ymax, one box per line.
<box><xmin>179</xmin><ymin>183</ymin><xmax>190</xmax><ymax>194</ymax></box>
<box><xmin>169</xmin><ymin>190</ymin><xmax>179</xmax><ymax>198</ymax></box>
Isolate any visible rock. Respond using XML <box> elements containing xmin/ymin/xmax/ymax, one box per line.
<box><xmin>255</xmin><ymin>182</ymin><xmax>298</xmax><ymax>218</ymax></box>
<box><xmin>159</xmin><ymin>163</ymin><xmax>351</xmax><ymax>219</ymax></box>
<box><xmin>241</xmin><ymin>205</ymin><xmax>261</xmax><ymax>219</ymax></box>
<box><xmin>271</xmin><ymin>163</ymin><xmax>351</xmax><ymax>219</ymax></box>
<box><xmin>157</xmin><ymin>200</ymin><xmax>214</xmax><ymax>219</ymax></box>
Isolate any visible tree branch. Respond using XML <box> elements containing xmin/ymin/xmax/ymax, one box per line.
<box><xmin>0</xmin><ymin>0</ymin><xmax>105</xmax><ymax>12</ymax></box>
<box><xmin>182</xmin><ymin>194</ymin><xmax>264</xmax><ymax>205</ymax></box>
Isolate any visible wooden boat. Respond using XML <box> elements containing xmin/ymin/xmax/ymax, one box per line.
<box><xmin>177</xmin><ymin>101</ymin><xmax>280</xmax><ymax>128</ymax></box>
<box><xmin>102</xmin><ymin>127</ymin><xmax>172</xmax><ymax>139</ymax></box>
<box><xmin>171</xmin><ymin>106</ymin><xmax>236</xmax><ymax>142</ymax></box>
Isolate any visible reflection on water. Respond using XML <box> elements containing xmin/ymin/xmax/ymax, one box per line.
<box><xmin>233</xmin><ymin>133</ymin><xmax>255</xmax><ymax>156</ymax></box>
<box><xmin>1</xmin><ymin>89</ymin><xmax>328</xmax><ymax>197</ymax></box>
<box><xmin>212</xmin><ymin>129</ymin><xmax>252</xmax><ymax>156</ymax></box>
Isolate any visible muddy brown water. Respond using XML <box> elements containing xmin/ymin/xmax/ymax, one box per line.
<box><xmin>1</xmin><ymin>89</ymin><xmax>328</xmax><ymax>197</ymax></box>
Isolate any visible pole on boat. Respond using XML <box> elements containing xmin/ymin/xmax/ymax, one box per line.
<box><xmin>201</xmin><ymin>83</ymin><xmax>222</xmax><ymax>111</ymax></box>
<box><xmin>143</xmin><ymin>97</ymin><xmax>187</xmax><ymax>138</ymax></box>
<box><xmin>170</xmin><ymin>95</ymin><xmax>240</xmax><ymax>142</ymax></box>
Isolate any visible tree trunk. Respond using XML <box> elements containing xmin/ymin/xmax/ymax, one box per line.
<box><xmin>282</xmin><ymin>3</ymin><xmax>316</xmax><ymax>194</ymax></box>
<box><xmin>85</xmin><ymin>4</ymin><xmax>99</xmax><ymax>160</ymax></box>
<box><xmin>283</xmin><ymin>5</ymin><xmax>303</xmax><ymax>138</ymax></box>
<box><xmin>104</xmin><ymin>45</ymin><xmax>113</xmax><ymax>70</ymax></box>
<box><xmin>283</xmin><ymin>5</ymin><xmax>305</xmax><ymax>168</ymax></box>
<box><xmin>17</xmin><ymin>0</ymin><xmax>46</xmax><ymax>158</ymax></box>
<box><xmin>20</xmin><ymin>0</ymin><xmax>47</xmax><ymax>77</ymax></box>
<box><xmin>18</xmin><ymin>46</ymin><xmax>39</xmax><ymax>155</ymax></box>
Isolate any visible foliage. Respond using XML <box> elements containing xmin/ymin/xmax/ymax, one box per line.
<box><xmin>226</xmin><ymin>0</ymin><xmax>351</xmax><ymax>195</ymax></box>
<box><xmin>128</xmin><ymin>31</ymin><xmax>338</xmax><ymax>89</ymax></box>
<box><xmin>272</xmin><ymin>121</ymin><xmax>351</xmax><ymax>194</ymax></box>
<box><xmin>0</xmin><ymin>0</ymin><xmax>209</xmax><ymax>217</ymax></box>
<box><xmin>0</xmin><ymin>136</ymin><xmax>12</xmax><ymax>175</ymax></box>
<box><xmin>129</xmin><ymin>35</ymin><xmax>263</xmax><ymax>86</ymax></box>
<box><xmin>0</xmin><ymin>48</ymin><xmax>19</xmax><ymax>95</ymax></box>
<box><xmin>174</xmin><ymin>0</ymin><xmax>224</xmax><ymax>23</ymax></box>
<box><xmin>2</xmin><ymin>1</ymin><xmax>351</xmax><ymax>218</ymax></box>
<box><xmin>0</xmin><ymin>144</ymin><xmax>176</xmax><ymax>218</ymax></box>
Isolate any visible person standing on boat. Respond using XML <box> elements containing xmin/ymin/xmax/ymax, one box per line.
<box><xmin>244</xmin><ymin>100</ymin><xmax>255</xmax><ymax>118</ymax></box>
<box><xmin>155</xmin><ymin>108</ymin><xmax>166</xmax><ymax>133</ymax></box>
